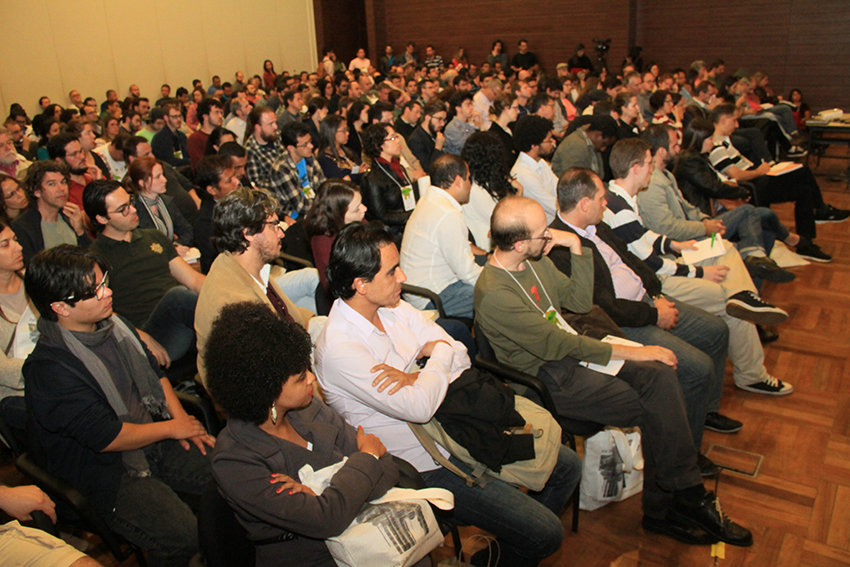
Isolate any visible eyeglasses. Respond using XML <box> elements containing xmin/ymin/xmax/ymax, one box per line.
<box><xmin>524</xmin><ymin>228</ymin><xmax>552</xmax><ymax>242</ymax></box>
<box><xmin>296</xmin><ymin>141</ymin><xmax>312</xmax><ymax>148</ymax></box>
<box><xmin>384</xmin><ymin>134</ymin><xmax>400</xmax><ymax>142</ymax></box>
<box><xmin>108</xmin><ymin>202</ymin><xmax>134</xmax><ymax>216</ymax></box>
<box><xmin>3</xmin><ymin>185</ymin><xmax>23</xmax><ymax>200</ymax></box>
<box><xmin>60</xmin><ymin>271</ymin><xmax>110</xmax><ymax>303</ymax></box>
<box><xmin>264</xmin><ymin>220</ymin><xmax>286</xmax><ymax>232</ymax></box>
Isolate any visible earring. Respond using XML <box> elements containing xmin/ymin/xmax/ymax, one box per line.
<box><xmin>270</xmin><ymin>404</ymin><xmax>278</xmax><ymax>425</ymax></box>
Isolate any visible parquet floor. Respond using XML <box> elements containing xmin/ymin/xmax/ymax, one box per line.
<box><xmin>3</xmin><ymin>150</ymin><xmax>850</xmax><ymax>567</ymax></box>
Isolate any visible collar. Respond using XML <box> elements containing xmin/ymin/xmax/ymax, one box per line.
<box><xmin>335</xmin><ymin>297</ymin><xmax>396</xmax><ymax>341</ymax></box>
<box><xmin>430</xmin><ymin>187</ymin><xmax>462</xmax><ymax>211</ymax></box>
<box><xmin>517</xmin><ymin>151</ymin><xmax>543</xmax><ymax>169</ymax></box>
<box><xmin>557</xmin><ymin>211</ymin><xmax>595</xmax><ymax>238</ymax></box>
<box><xmin>578</xmin><ymin>128</ymin><xmax>594</xmax><ymax>149</ymax></box>
<box><xmin>607</xmin><ymin>181</ymin><xmax>639</xmax><ymax>210</ymax></box>
<box><xmin>250</xmin><ymin>263</ymin><xmax>272</xmax><ymax>293</ymax></box>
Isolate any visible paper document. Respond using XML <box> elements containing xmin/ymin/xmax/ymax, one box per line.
<box><xmin>680</xmin><ymin>235</ymin><xmax>725</xmax><ymax>265</ymax></box>
<box><xmin>581</xmin><ymin>336</ymin><xmax>643</xmax><ymax>376</ymax></box>
<box><xmin>767</xmin><ymin>162</ymin><xmax>802</xmax><ymax>176</ymax></box>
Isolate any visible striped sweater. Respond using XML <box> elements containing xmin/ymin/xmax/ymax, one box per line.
<box><xmin>602</xmin><ymin>181</ymin><xmax>702</xmax><ymax>279</ymax></box>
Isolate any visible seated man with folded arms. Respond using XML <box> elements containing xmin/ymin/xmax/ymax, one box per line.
<box><xmin>400</xmin><ymin>155</ymin><xmax>482</xmax><ymax>318</ymax></box>
<box><xmin>639</xmin><ymin>125</ymin><xmax>795</xmax><ymax>284</ymax></box>
<box><xmin>474</xmin><ymin>195</ymin><xmax>753</xmax><ymax>546</ymax></box>
<box><xmin>24</xmin><ymin>245</ymin><xmax>213</xmax><ymax>567</ymax></box>
<box><xmin>316</xmin><ymin>221</ymin><xmax>581</xmax><ymax>567</ymax></box>
<box><xmin>194</xmin><ymin>187</ymin><xmax>315</xmax><ymax>388</ymax></box>
<box><xmin>604</xmin><ymin>138</ymin><xmax>793</xmax><ymax>396</ymax></box>
<box><xmin>84</xmin><ymin>180</ymin><xmax>205</xmax><ymax>365</ymax></box>
<box><xmin>549</xmin><ymin>168</ymin><xmax>736</xmax><ymax>467</ymax></box>
<box><xmin>0</xmin><ymin>484</ymin><xmax>102</xmax><ymax>566</ymax></box>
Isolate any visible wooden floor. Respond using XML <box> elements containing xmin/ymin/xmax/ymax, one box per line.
<box><xmin>3</xmin><ymin>150</ymin><xmax>850</xmax><ymax>567</ymax></box>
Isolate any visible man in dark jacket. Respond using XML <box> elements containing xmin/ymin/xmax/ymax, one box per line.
<box><xmin>24</xmin><ymin>245</ymin><xmax>213</xmax><ymax>567</ymax></box>
<box><xmin>407</xmin><ymin>101</ymin><xmax>446</xmax><ymax>173</ymax></box>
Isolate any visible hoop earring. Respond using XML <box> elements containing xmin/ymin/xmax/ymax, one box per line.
<box><xmin>270</xmin><ymin>404</ymin><xmax>278</xmax><ymax>425</ymax></box>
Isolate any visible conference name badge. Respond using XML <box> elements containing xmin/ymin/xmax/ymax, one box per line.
<box><xmin>401</xmin><ymin>186</ymin><xmax>416</xmax><ymax>211</ymax></box>
<box><xmin>544</xmin><ymin>307</ymin><xmax>577</xmax><ymax>335</ymax></box>
<box><xmin>303</xmin><ymin>185</ymin><xmax>316</xmax><ymax>200</ymax></box>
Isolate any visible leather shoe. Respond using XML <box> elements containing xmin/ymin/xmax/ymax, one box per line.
<box><xmin>698</xmin><ymin>454</ymin><xmax>721</xmax><ymax>477</ymax></box>
<box><xmin>669</xmin><ymin>491</ymin><xmax>754</xmax><ymax>547</ymax></box>
<box><xmin>744</xmin><ymin>255</ymin><xmax>796</xmax><ymax>283</ymax></box>
<box><xmin>758</xmin><ymin>326</ymin><xmax>779</xmax><ymax>344</ymax></box>
<box><xmin>705</xmin><ymin>412</ymin><xmax>743</xmax><ymax>434</ymax></box>
<box><xmin>642</xmin><ymin>515</ymin><xmax>717</xmax><ymax>545</ymax></box>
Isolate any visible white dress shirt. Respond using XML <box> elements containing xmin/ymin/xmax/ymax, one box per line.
<box><xmin>400</xmin><ymin>187</ymin><xmax>482</xmax><ymax>309</ymax></box>
<box><xmin>511</xmin><ymin>151</ymin><xmax>558</xmax><ymax>224</ymax></box>
<box><xmin>472</xmin><ymin>90</ymin><xmax>494</xmax><ymax>129</ymax></box>
<box><xmin>315</xmin><ymin>299</ymin><xmax>470</xmax><ymax>472</ymax></box>
<box><xmin>225</xmin><ymin>116</ymin><xmax>247</xmax><ymax>146</ymax></box>
<box><xmin>462</xmin><ymin>182</ymin><xmax>497</xmax><ymax>251</ymax></box>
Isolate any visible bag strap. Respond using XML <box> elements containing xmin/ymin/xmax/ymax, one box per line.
<box><xmin>408</xmin><ymin>423</ymin><xmax>488</xmax><ymax>488</ymax></box>
<box><xmin>371</xmin><ymin>486</ymin><xmax>455</xmax><ymax>510</ymax></box>
<box><xmin>610</xmin><ymin>428</ymin><xmax>642</xmax><ymax>472</ymax></box>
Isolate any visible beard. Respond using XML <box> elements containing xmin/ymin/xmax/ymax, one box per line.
<box><xmin>261</xmin><ymin>131</ymin><xmax>279</xmax><ymax>144</ymax></box>
<box><xmin>428</xmin><ymin>122</ymin><xmax>442</xmax><ymax>137</ymax></box>
<box><xmin>69</xmin><ymin>165</ymin><xmax>88</xmax><ymax>176</ymax></box>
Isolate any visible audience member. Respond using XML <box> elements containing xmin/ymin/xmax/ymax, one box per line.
<box><xmin>151</xmin><ymin>103</ymin><xmax>190</xmax><ymax>168</ymax></box>
<box><xmin>511</xmin><ymin>116</ymin><xmax>558</xmax><ymax>223</ymax></box>
<box><xmin>194</xmin><ymin>155</ymin><xmax>241</xmax><ymax>273</ymax></box>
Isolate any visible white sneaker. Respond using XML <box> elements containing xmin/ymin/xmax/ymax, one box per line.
<box><xmin>737</xmin><ymin>376</ymin><xmax>793</xmax><ymax>396</ymax></box>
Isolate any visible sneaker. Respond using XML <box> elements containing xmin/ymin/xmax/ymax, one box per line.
<box><xmin>737</xmin><ymin>375</ymin><xmax>794</xmax><ymax>396</ymax></box>
<box><xmin>795</xmin><ymin>238</ymin><xmax>833</xmax><ymax>262</ymax></box>
<box><xmin>698</xmin><ymin>454</ymin><xmax>721</xmax><ymax>477</ymax></box>
<box><xmin>744</xmin><ymin>255</ymin><xmax>796</xmax><ymax>283</ymax></box>
<box><xmin>786</xmin><ymin>145</ymin><xmax>808</xmax><ymax>158</ymax></box>
<box><xmin>726</xmin><ymin>291</ymin><xmax>788</xmax><ymax>326</ymax></box>
<box><xmin>815</xmin><ymin>204</ymin><xmax>850</xmax><ymax>224</ymax></box>
<box><xmin>704</xmin><ymin>412</ymin><xmax>743</xmax><ymax>434</ymax></box>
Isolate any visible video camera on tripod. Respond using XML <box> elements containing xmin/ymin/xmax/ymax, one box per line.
<box><xmin>593</xmin><ymin>38</ymin><xmax>611</xmax><ymax>70</ymax></box>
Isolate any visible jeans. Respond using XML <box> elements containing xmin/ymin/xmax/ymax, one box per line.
<box><xmin>421</xmin><ymin>446</ymin><xmax>580</xmax><ymax>567</ymax></box>
<box><xmin>142</xmin><ymin>286</ymin><xmax>198</xmax><ymax>361</ymax></box>
<box><xmin>621</xmin><ymin>296</ymin><xmax>728</xmax><ymax>446</ymax></box>
<box><xmin>717</xmin><ymin>203</ymin><xmax>788</xmax><ymax>258</ymax></box>
<box><xmin>427</xmin><ymin>280</ymin><xmax>475</xmax><ymax>319</ymax></box>
<box><xmin>274</xmin><ymin>268</ymin><xmax>319</xmax><ymax>313</ymax></box>
<box><xmin>435</xmin><ymin>318</ymin><xmax>477</xmax><ymax>360</ymax></box>
<box><xmin>103</xmin><ymin>439</ymin><xmax>212</xmax><ymax>567</ymax></box>
<box><xmin>536</xmin><ymin>357</ymin><xmax>702</xmax><ymax>519</ymax></box>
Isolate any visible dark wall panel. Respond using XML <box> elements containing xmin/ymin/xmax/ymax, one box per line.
<box><xmin>636</xmin><ymin>0</ymin><xmax>850</xmax><ymax>112</ymax></box>
<box><xmin>376</xmin><ymin>0</ymin><xmax>633</xmax><ymax>75</ymax></box>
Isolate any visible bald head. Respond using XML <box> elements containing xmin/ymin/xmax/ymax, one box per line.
<box><xmin>491</xmin><ymin>196</ymin><xmax>545</xmax><ymax>251</ymax></box>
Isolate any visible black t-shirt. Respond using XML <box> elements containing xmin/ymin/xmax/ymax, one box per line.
<box><xmin>511</xmin><ymin>52</ymin><xmax>538</xmax><ymax>70</ymax></box>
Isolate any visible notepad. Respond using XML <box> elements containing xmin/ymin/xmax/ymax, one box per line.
<box><xmin>581</xmin><ymin>336</ymin><xmax>644</xmax><ymax>376</ymax></box>
<box><xmin>680</xmin><ymin>235</ymin><xmax>725</xmax><ymax>265</ymax></box>
<box><xmin>767</xmin><ymin>162</ymin><xmax>802</xmax><ymax>176</ymax></box>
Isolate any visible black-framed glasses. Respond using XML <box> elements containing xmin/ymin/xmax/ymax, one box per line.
<box><xmin>108</xmin><ymin>202</ymin><xmax>134</xmax><ymax>217</ymax></box>
<box><xmin>60</xmin><ymin>271</ymin><xmax>110</xmax><ymax>303</ymax></box>
<box><xmin>264</xmin><ymin>220</ymin><xmax>286</xmax><ymax>232</ymax></box>
<box><xmin>524</xmin><ymin>228</ymin><xmax>552</xmax><ymax>242</ymax></box>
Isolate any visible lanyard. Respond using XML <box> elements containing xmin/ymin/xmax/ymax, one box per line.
<box><xmin>375</xmin><ymin>161</ymin><xmax>411</xmax><ymax>190</ymax></box>
<box><xmin>492</xmin><ymin>255</ymin><xmax>555</xmax><ymax>316</ymax></box>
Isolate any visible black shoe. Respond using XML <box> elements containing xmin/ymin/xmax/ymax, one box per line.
<box><xmin>704</xmin><ymin>412</ymin><xmax>743</xmax><ymax>434</ymax></box>
<box><xmin>757</xmin><ymin>326</ymin><xmax>780</xmax><ymax>344</ymax></box>
<box><xmin>698</xmin><ymin>453</ymin><xmax>721</xmax><ymax>477</ymax></box>
<box><xmin>726</xmin><ymin>291</ymin><xmax>788</xmax><ymax>326</ymax></box>
<box><xmin>815</xmin><ymin>204</ymin><xmax>850</xmax><ymax>224</ymax></box>
<box><xmin>744</xmin><ymin>255</ymin><xmax>796</xmax><ymax>283</ymax></box>
<box><xmin>737</xmin><ymin>375</ymin><xmax>794</xmax><ymax>396</ymax></box>
<box><xmin>642</xmin><ymin>515</ymin><xmax>717</xmax><ymax>545</ymax></box>
<box><xmin>669</xmin><ymin>491</ymin><xmax>754</xmax><ymax>547</ymax></box>
<box><xmin>795</xmin><ymin>238</ymin><xmax>833</xmax><ymax>262</ymax></box>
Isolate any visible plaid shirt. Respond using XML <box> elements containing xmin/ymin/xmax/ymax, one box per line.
<box><xmin>267</xmin><ymin>152</ymin><xmax>326</xmax><ymax>218</ymax></box>
<box><xmin>245</xmin><ymin>135</ymin><xmax>284</xmax><ymax>188</ymax></box>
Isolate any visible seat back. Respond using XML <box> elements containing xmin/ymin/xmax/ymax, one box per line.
<box><xmin>198</xmin><ymin>480</ymin><xmax>255</xmax><ymax>567</ymax></box>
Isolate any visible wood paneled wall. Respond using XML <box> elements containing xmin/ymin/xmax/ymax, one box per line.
<box><xmin>370</xmin><ymin>0</ymin><xmax>633</xmax><ymax>77</ymax></box>
<box><xmin>636</xmin><ymin>0</ymin><xmax>850</xmax><ymax>112</ymax></box>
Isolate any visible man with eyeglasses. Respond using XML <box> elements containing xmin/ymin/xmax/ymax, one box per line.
<box><xmin>266</xmin><ymin>121</ymin><xmax>326</xmax><ymax>223</ymax></box>
<box><xmin>194</xmin><ymin>187</ymin><xmax>315</xmax><ymax>388</ymax></box>
<box><xmin>407</xmin><ymin>101</ymin><xmax>446</xmax><ymax>173</ymax></box>
<box><xmin>84</xmin><ymin>180</ymin><xmax>205</xmax><ymax>366</ymax></box>
<box><xmin>0</xmin><ymin>126</ymin><xmax>31</xmax><ymax>179</ymax></box>
<box><xmin>474</xmin><ymin>195</ymin><xmax>754</xmax><ymax>548</ymax></box>
<box><xmin>472</xmin><ymin>77</ymin><xmax>503</xmax><ymax>129</ymax></box>
<box><xmin>23</xmin><ymin>244</ymin><xmax>214</xmax><ymax>567</ymax></box>
<box><xmin>151</xmin><ymin>103</ymin><xmax>190</xmax><ymax>168</ymax></box>
<box><xmin>510</xmin><ymin>116</ymin><xmax>559</xmax><ymax>224</ymax></box>
<box><xmin>13</xmin><ymin>161</ymin><xmax>90</xmax><ymax>266</ymax></box>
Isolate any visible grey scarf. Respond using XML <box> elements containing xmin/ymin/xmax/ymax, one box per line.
<box><xmin>37</xmin><ymin>316</ymin><xmax>170</xmax><ymax>477</ymax></box>
<box><xmin>139</xmin><ymin>194</ymin><xmax>174</xmax><ymax>241</ymax></box>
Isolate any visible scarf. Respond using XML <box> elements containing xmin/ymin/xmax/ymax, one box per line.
<box><xmin>139</xmin><ymin>194</ymin><xmax>174</xmax><ymax>241</ymax></box>
<box><xmin>375</xmin><ymin>156</ymin><xmax>406</xmax><ymax>181</ymax></box>
<box><xmin>37</xmin><ymin>316</ymin><xmax>170</xmax><ymax>477</ymax></box>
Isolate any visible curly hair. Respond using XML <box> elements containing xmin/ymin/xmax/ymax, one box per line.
<box><xmin>22</xmin><ymin>161</ymin><xmax>69</xmax><ymax>205</ymax></box>
<box><xmin>212</xmin><ymin>187</ymin><xmax>280</xmax><ymax>254</ymax></box>
<box><xmin>460</xmin><ymin>131</ymin><xmax>516</xmax><ymax>201</ymax></box>
<box><xmin>304</xmin><ymin>179</ymin><xmax>359</xmax><ymax>238</ymax></box>
<box><xmin>204</xmin><ymin>301</ymin><xmax>312</xmax><ymax>424</ymax></box>
<box><xmin>362</xmin><ymin>123</ymin><xmax>392</xmax><ymax>160</ymax></box>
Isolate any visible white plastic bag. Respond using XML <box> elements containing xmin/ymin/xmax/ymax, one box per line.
<box><xmin>579</xmin><ymin>427</ymin><xmax>643</xmax><ymax>511</ymax></box>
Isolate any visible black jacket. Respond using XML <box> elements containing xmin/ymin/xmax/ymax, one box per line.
<box><xmin>151</xmin><ymin>126</ymin><xmax>190</xmax><ymax>168</ymax></box>
<box><xmin>360</xmin><ymin>162</ymin><xmax>419</xmax><ymax>233</ymax></box>
<box><xmin>673</xmin><ymin>152</ymin><xmax>751</xmax><ymax>217</ymax></box>
<box><xmin>548</xmin><ymin>216</ymin><xmax>662</xmax><ymax>328</ymax></box>
<box><xmin>407</xmin><ymin>125</ymin><xmax>444</xmax><ymax>173</ymax></box>
<box><xmin>12</xmin><ymin>207</ymin><xmax>92</xmax><ymax>266</ymax></box>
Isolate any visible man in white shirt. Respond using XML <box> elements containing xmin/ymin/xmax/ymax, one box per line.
<box><xmin>472</xmin><ymin>77</ymin><xmax>503</xmax><ymax>129</ymax></box>
<box><xmin>400</xmin><ymin>155</ymin><xmax>482</xmax><ymax>318</ymax></box>
<box><xmin>315</xmin><ymin>222</ymin><xmax>581</xmax><ymax>567</ymax></box>
<box><xmin>225</xmin><ymin>98</ymin><xmax>251</xmax><ymax>145</ymax></box>
<box><xmin>510</xmin><ymin>115</ymin><xmax>558</xmax><ymax>223</ymax></box>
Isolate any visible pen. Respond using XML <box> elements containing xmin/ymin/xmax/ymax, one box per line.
<box><xmin>710</xmin><ymin>232</ymin><xmax>715</xmax><ymax>247</ymax></box>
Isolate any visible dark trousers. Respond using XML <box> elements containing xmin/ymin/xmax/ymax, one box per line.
<box><xmin>536</xmin><ymin>357</ymin><xmax>703</xmax><ymax>519</ymax></box>
<box><xmin>753</xmin><ymin>166</ymin><xmax>825</xmax><ymax>238</ymax></box>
